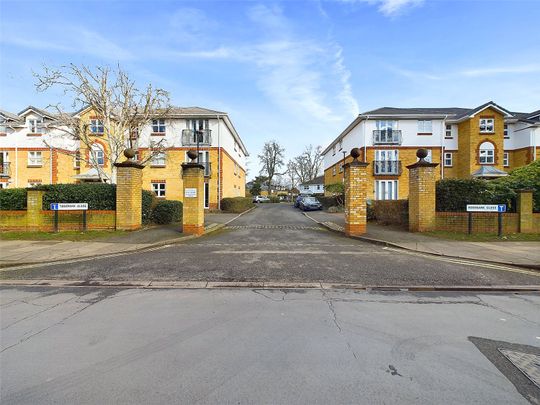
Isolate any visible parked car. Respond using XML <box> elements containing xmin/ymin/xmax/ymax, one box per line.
<box><xmin>299</xmin><ymin>196</ymin><xmax>323</xmax><ymax>211</ymax></box>
<box><xmin>294</xmin><ymin>195</ymin><xmax>307</xmax><ymax>208</ymax></box>
<box><xmin>253</xmin><ymin>195</ymin><xmax>270</xmax><ymax>203</ymax></box>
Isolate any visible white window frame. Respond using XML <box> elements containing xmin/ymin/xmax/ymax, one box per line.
<box><xmin>28</xmin><ymin>151</ymin><xmax>43</xmax><ymax>166</ymax></box>
<box><xmin>445</xmin><ymin>124</ymin><xmax>452</xmax><ymax>138</ymax></box>
<box><xmin>375</xmin><ymin>150</ymin><xmax>399</xmax><ymax>174</ymax></box>
<box><xmin>444</xmin><ymin>152</ymin><xmax>453</xmax><ymax>167</ymax></box>
<box><xmin>332</xmin><ymin>166</ymin><xmax>336</xmax><ymax>175</ymax></box>
<box><xmin>27</xmin><ymin>181</ymin><xmax>42</xmax><ymax>188</ymax></box>
<box><xmin>339</xmin><ymin>139</ymin><xmax>343</xmax><ymax>151</ymax></box>
<box><xmin>28</xmin><ymin>119</ymin><xmax>43</xmax><ymax>133</ymax></box>
<box><xmin>503</xmin><ymin>152</ymin><xmax>509</xmax><ymax>167</ymax></box>
<box><xmin>90</xmin><ymin>119</ymin><xmax>104</xmax><ymax>134</ymax></box>
<box><xmin>332</xmin><ymin>145</ymin><xmax>336</xmax><ymax>156</ymax></box>
<box><xmin>479</xmin><ymin>142</ymin><xmax>495</xmax><ymax>164</ymax></box>
<box><xmin>151</xmin><ymin>152</ymin><xmax>166</xmax><ymax>166</ymax></box>
<box><xmin>151</xmin><ymin>182</ymin><xmax>166</xmax><ymax>197</ymax></box>
<box><xmin>479</xmin><ymin>118</ymin><xmax>494</xmax><ymax>133</ymax></box>
<box><xmin>152</xmin><ymin>119</ymin><xmax>166</xmax><ymax>133</ymax></box>
<box><xmin>375</xmin><ymin>180</ymin><xmax>398</xmax><ymax>201</ymax></box>
<box><xmin>91</xmin><ymin>144</ymin><xmax>105</xmax><ymax>166</ymax></box>
<box><xmin>504</xmin><ymin>124</ymin><xmax>509</xmax><ymax>139</ymax></box>
<box><xmin>73</xmin><ymin>151</ymin><xmax>81</xmax><ymax>169</ymax></box>
<box><xmin>417</xmin><ymin>120</ymin><xmax>433</xmax><ymax>134</ymax></box>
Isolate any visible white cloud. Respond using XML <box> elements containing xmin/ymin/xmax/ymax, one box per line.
<box><xmin>338</xmin><ymin>0</ymin><xmax>425</xmax><ymax>16</ymax></box>
<box><xmin>459</xmin><ymin>64</ymin><xmax>540</xmax><ymax>77</ymax></box>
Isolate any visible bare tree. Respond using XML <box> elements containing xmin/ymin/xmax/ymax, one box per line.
<box><xmin>34</xmin><ymin>64</ymin><xmax>171</xmax><ymax>183</ymax></box>
<box><xmin>286</xmin><ymin>160</ymin><xmax>298</xmax><ymax>190</ymax></box>
<box><xmin>258</xmin><ymin>140</ymin><xmax>285</xmax><ymax>190</ymax></box>
<box><xmin>290</xmin><ymin>145</ymin><xmax>323</xmax><ymax>184</ymax></box>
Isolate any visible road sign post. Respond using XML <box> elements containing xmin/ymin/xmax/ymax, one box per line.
<box><xmin>50</xmin><ymin>203</ymin><xmax>89</xmax><ymax>232</ymax></box>
<box><xmin>466</xmin><ymin>204</ymin><xmax>506</xmax><ymax>237</ymax></box>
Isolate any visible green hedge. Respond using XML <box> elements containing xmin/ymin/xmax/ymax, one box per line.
<box><xmin>0</xmin><ymin>188</ymin><xmax>27</xmax><ymax>210</ymax></box>
<box><xmin>150</xmin><ymin>200</ymin><xmax>182</xmax><ymax>224</ymax></box>
<box><xmin>221</xmin><ymin>197</ymin><xmax>254</xmax><ymax>213</ymax></box>
<box><xmin>40</xmin><ymin>183</ymin><xmax>117</xmax><ymax>210</ymax></box>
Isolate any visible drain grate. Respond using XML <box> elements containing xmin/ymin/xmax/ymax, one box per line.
<box><xmin>226</xmin><ymin>225</ymin><xmax>323</xmax><ymax>230</ymax></box>
<box><xmin>499</xmin><ymin>348</ymin><xmax>540</xmax><ymax>388</ymax></box>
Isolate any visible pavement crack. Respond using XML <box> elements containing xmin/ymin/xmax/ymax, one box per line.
<box><xmin>475</xmin><ymin>296</ymin><xmax>540</xmax><ymax>326</ymax></box>
<box><xmin>323</xmin><ymin>292</ymin><xmax>359</xmax><ymax>361</ymax></box>
<box><xmin>252</xmin><ymin>289</ymin><xmax>286</xmax><ymax>302</ymax></box>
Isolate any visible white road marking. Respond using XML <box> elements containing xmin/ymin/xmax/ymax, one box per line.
<box><xmin>212</xmin><ymin>250</ymin><xmax>390</xmax><ymax>255</ymax></box>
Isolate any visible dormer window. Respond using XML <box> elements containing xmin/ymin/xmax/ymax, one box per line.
<box><xmin>90</xmin><ymin>119</ymin><xmax>104</xmax><ymax>134</ymax></box>
<box><xmin>479</xmin><ymin>118</ymin><xmax>494</xmax><ymax>133</ymax></box>
<box><xmin>28</xmin><ymin>119</ymin><xmax>43</xmax><ymax>133</ymax></box>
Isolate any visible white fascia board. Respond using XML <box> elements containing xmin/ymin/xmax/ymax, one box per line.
<box><xmin>321</xmin><ymin>115</ymin><xmax>363</xmax><ymax>156</ymax></box>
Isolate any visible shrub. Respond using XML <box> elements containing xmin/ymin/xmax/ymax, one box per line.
<box><xmin>41</xmin><ymin>183</ymin><xmax>117</xmax><ymax>210</ymax></box>
<box><xmin>221</xmin><ymin>197</ymin><xmax>254</xmax><ymax>213</ymax></box>
<box><xmin>317</xmin><ymin>195</ymin><xmax>343</xmax><ymax>210</ymax></box>
<box><xmin>142</xmin><ymin>190</ymin><xmax>157</xmax><ymax>224</ymax></box>
<box><xmin>493</xmin><ymin>160</ymin><xmax>540</xmax><ymax>212</ymax></box>
<box><xmin>151</xmin><ymin>200</ymin><xmax>182</xmax><ymax>224</ymax></box>
<box><xmin>0</xmin><ymin>188</ymin><xmax>27</xmax><ymax>210</ymax></box>
<box><xmin>269</xmin><ymin>196</ymin><xmax>281</xmax><ymax>203</ymax></box>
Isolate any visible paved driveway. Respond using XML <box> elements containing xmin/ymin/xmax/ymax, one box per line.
<box><xmin>2</xmin><ymin>204</ymin><xmax>539</xmax><ymax>286</ymax></box>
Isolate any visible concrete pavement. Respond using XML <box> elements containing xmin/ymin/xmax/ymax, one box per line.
<box><xmin>304</xmin><ymin>210</ymin><xmax>540</xmax><ymax>268</ymax></box>
<box><xmin>2</xmin><ymin>204</ymin><xmax>539</xmax><ymax>287</ymax></box>
<box><xmin>0</xmin><ymin>212</ymin><xmax>241</xmax><ymax>268</ymax></box>
<box><xmin>1</xmin><ymin>286</ymin><xmax>539</xmax><ymax>404</ymax></box>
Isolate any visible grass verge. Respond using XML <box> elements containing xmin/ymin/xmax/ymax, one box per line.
<box><xmin>423</xmin><ymin>231</ymin><xmax>540</xmax><ymax>242</ymax></box>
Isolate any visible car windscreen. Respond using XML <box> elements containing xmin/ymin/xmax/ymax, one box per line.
<box><xmin>303</xmin><ymin>197</ymin><xmax>318</xmax><ymax>203</ymax></box>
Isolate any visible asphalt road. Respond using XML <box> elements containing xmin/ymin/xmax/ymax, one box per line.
<box><xmin>1</xmin><ymin>287</ymin><xmax>539</xmax><ymax>404</ymax></box>
<box><xmin>1</xmin><ymin>204</ymin><xmax>539</xmax><ymax>287</ymax></box>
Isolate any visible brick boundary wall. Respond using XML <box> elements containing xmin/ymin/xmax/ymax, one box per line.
<box><xmin>435</xmin><ymin>212</ymin><xmax>520</xmax><ymax>234</ymax></box>
<box><xmin>0</xmin><ymin>210</ymin><xmax>116</xmax><ymax>231</ymax></box>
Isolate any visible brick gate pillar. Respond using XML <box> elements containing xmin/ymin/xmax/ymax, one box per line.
<box><xmin>517</xmin><ymin>189</ymin><xmax>534</xmax><ymax>233</ymax></box>
<box><xmin>344</xmin><ymin>148</ymin><xmax>369</xmax><ymax>237</ymax></box>
<box><xmin>114</xmin><ymin>150</ymin><xmax>144</xmax><ymax>231</ymax></box>
<box><xmin>406</xmin><ymin>149</ymin><xmax>439</xmax><ymax>232</ymax></box>
<box><xmin>26</xmin><ymin>188</ymin><xmax>45</xmax><ymax>231</ymax></box>
<box><xmin>181</xmin><ymin>151</ymin><xmax>205</xmax><ymax>236</ymax></box>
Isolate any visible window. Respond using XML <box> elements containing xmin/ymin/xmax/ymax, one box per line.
<box><xmin>374</xmin><ymin>150</ymin><xmax>399</xmax><ymax>175</ymax></box>
<box><xmin>339</xmin><ymin>163</ymin><xmax>344</xmax><ymax>173</ymax></box>
<box><xmin>332</xmin><ymin>166</ymin><xmax>336</xmax><ymax>175</ymax></box>
<box><xmin>332</xmin><ymin>145</ymin><xmax>336</xmax><ymax>156</ymax></box>
<box><xmin>339</xmin><ymin>139</ymin><xmax>343</xmax><ymax>151</ymax></box>
<box><xmin>479</xmin><ymin>118</ymin><xmax>494</xmax><ymax>133</ymax></box>
<box><xmin>152</xmin><ymin>119</ymin><xmax>166</xmax><ymax>133</ymax></box>
<box><xmin>151</xmin><ymin>182</ymin><xmax>166</xmax><ymax>197</ymax></box>
<box><xmin>445</xmin><ymin>124</ymin><xmax>452</xmax><ymax>138</ymax></box>
<box><xmin>28</xmin><ymin>119</ymin><xmax>43</xmax><ymax>133</ymax></box>
<box><xmin>91</xmin><ymin>144</ymin><xmax>105</xmax><ymax>166</ymax></box>
<box><xmin>503</xmin><ymin>152</ymin><xmax>509</xmax><ymax>167</ymax></box>
<box><xmin>479</xmin><ymin>141</ymin><xmax>495</xmax><ymax>164</ymax></box>
<box><xmin>504</xmin><ymin>124</ymin><xmax>509</xmax><ymax>139</ymax></box>
<box><xmin>234</xmin><ymin>142</ymin><xmax>237</xmax><ymax>152</ymax></box>
<box><xmin>28</xmin><ymin>151</ymin><xmax>42</xmax><ymax>166</ymax></box>
<box><xmin>0</xmin><ymin>118</ymin><xmax>7</xmax><ymax>134</ymax></box>
<box><xmin>375</xmin><ymin>180</ymin><xmax>398</xmax><ymax>200</ymax></box>
<box><xmin>90</xmin><ymin>119</ymin><xmax>104</xmax><ymax>134</ymax></box>
<box><xmin>151</xmin><ymin>152</ymin><xmax>166</xmax><ymax>166</ymax></box>
<box><xmin>444</xmin><ymin>152</ymin><xmax>453</xmax><ymax>167</ymax></box>
<box><xmin>417</xmin><ymin>120</ymin><xmax>432</xmax><ymax>134</ymax></box>
<box><xmin>316</xmin><ymin>184</ymin><xmax>321</xmax><ymax>190</ymax></box>
<box><xmin>74</xmin><ymin>151</ymin><xmax>81</xmax><ymax>169</ymax></box>
<box><xmin>27</xmin><ymin>181</ymin><xmax>42</xmax><ymax>188</ymax></box>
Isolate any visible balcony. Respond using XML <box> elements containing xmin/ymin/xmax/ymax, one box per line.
<box><xmin>373</xmin><ymin>129</ymin><xmax>402</xmax><ymax>145</ymax></box>
<box><xmin>373</xmin><ymin>160</ymin><xmax>401</xmax><ymax>176</ymax></box>
<box><xmin>182</xmin><ymin>129</ymin><xmax>212</xmax><ymax>146</ymax></box>
<box><xmin>0</xmin><ymin>162</ymin><xmax>10</xmax><ymax>177</ymax></box>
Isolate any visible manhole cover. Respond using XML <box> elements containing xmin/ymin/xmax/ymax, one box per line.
<box><xmin>499</xmin><ymin>348</ymin><xmax>540</xmax><ymax>388</ymax></box>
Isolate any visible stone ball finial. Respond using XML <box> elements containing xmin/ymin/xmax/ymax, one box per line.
<box><xmin>416</xmin><ymin>148</ymin><xmax>428</xmax><ymax>160</ymax></box>
<box><xmin>187</xmin><ymin>150</ymin><xmax>198</xmax><ymax>162</ymax></box>
<box><xmin>350</xmin><ymin>148</ymin><xmax>361</xmax><ymax>160</ymax></box>
<box><xmin>124</xmin><ymin>148</ymin><xmax>136</xmax><ymax>159</ymax></box>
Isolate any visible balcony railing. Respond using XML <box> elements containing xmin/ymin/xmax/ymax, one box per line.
<box><xmin>181</xmin><ymin>129</ymin><xmax>212</xmax><ymax>146</ymax></box>
<box><xmin>373</xmin><ymin>129</ymin><xmax>402</xmax><ymax>145</ymax></box>
<box><xmin>0</xmin><ymin>162</ymin><xmax>10</xmax><ymax>177</ymax></box>
<box><xmin>373</xmin><ymin>160</ymin><xmax>401</xmax><ymax>176</ymax></box>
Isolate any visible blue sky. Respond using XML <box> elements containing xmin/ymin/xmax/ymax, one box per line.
<box><xmin>1</xmin><ymin>0</ymin><xmax>539</xmax><ymax>178</ymax></box>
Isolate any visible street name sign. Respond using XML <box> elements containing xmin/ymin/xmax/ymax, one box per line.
<box><xmin>185</xmin><ymin>188</ymin><xmax>197</xmax><ymax>198</ymax></box>
<box><xmin>466</xmin><ymin>204</ymin><xmax>506</xmax><ymax>213</ymax></box>
<box><xmin>50</xmin><ymin>203</ymin><xmax>88</xmax><ymax>211</ymax></box>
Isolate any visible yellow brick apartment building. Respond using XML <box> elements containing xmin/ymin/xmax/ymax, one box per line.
<box><xmin>0</xmin><ymin>106</ymin><xmax>248</xmax><ymax>209</ymax></box>
<box><xmin>322</xmin><ymin>102</ymin><xmax>539</xmax><ymax>200</ymax></box>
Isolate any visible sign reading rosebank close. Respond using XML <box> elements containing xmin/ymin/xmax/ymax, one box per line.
<box><xmin>50</xmin><ymin>203</ymin><xmax>88</xmax><ymax>211</ymax></box>
<box><xmin>466</xmin><ymin>204</ymin><xmax>507</xmax><ymax>213</ymax></box>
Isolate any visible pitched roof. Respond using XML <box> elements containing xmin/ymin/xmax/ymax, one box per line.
<box><xmin>17</xmin><ymin>105</ymin><xmax>56</xmax><ymax>119</ymax></box>
<box><xmin>471</xmin><ymin>166</ymin><xmax>508</xmax><ymax>178</ymax></box>
<box><xmin>0</xmin><ymin>109</ymin><xmax>21</xmax><ymax>121</ymax></box>
<box><xmin>301</xmin><ymin>175</ymin><xmax>324</xmax><ymax>186</ymax></box>
<box><xmin>167</xmin><ymin>106</ymin><xmax>227</xmax><ymax>116</ymax></box>
<box><xmin>361</xmin><ymin>107</ymin><xmax>471</xmax><ymax>116</ymax></box>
